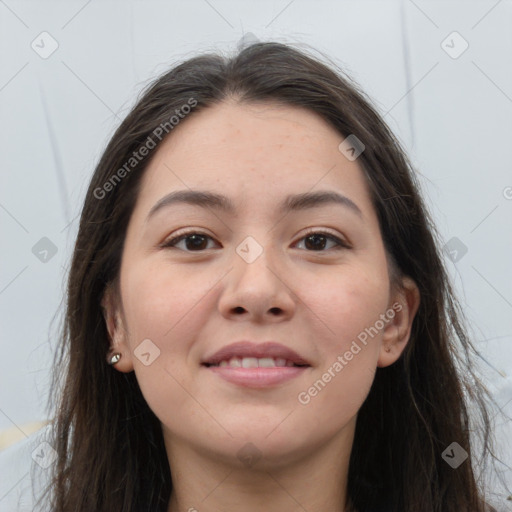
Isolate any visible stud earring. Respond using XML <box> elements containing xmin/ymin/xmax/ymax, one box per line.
<box><xmin>108</xmin><ymin>352</ymin><xmax>122</xmax><ymax>365</ymax></box>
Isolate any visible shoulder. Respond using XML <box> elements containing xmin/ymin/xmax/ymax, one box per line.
<box><xmin>0</xmin><ymin>424</ymin><xmax>53</xmax><ymax>511</ymax></box>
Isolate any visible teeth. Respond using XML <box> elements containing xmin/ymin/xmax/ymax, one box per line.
<box><xmin>241</xmin><ymin>357</ymin><xmax>258</xmax><ymax>368</ymax></box>
<box><xmin>228</xmin><ymin>357</ymin><xmax>241</xmax><ymax>367</ymax></box>
<box><xmin>258</xmin><ymin>357</ymin><xmax>276</xmax><ymax>368</ymax></box>
<box><xmin>211</xmin><ymin>357</ymin><xmax>299</xmax><ymax>368</ymax></box>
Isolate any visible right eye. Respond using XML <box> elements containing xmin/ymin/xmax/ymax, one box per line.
<box><xmin>160</xmin><ymin>231</ymin><xmax>220</xmax><ymax>252</ymax></box>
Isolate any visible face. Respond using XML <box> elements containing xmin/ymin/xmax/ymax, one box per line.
<box><xmin>103</xmin><ymin>101</ymin><xmax>419</xmax><ymax>468</ymax></box>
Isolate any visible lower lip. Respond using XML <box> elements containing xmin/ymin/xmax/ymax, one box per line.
<box><xmin>204</xmin><ymin>366</ymin><xmax>309</xmax><ymax>388</ymax></box>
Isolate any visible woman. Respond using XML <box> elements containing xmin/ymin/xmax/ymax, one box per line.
<box><xmin>39</xmin><ymin>41</ymin><xmax>507</xmax><ymax>511</ymax></box>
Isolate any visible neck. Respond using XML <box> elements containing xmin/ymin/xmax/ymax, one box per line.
<box><xmin>165</xmin><ymin>421</ymin><xmax>355</xmax><ymax>512</ymax></box>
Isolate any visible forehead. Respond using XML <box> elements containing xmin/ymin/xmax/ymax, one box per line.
<box><xmin>151</xmin><ymin>101</ymin><xmax>343</xmax><ymax>170</ymax></box>
<box><xmin>135</xmin><ymin>101</ymin><xmax>374</xmax><ymax>217</ymax></box>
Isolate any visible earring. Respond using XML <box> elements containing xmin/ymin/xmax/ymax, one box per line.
<box><xmin>108</xmin><ymin>352</ymin><xmax>122</xmax><ymax>365</ymax></box>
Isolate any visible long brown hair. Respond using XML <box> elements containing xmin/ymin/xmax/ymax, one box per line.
<box><xmin>40</xmin><ymin>41</ymin><xmax>508</xmax><ymax>511</ymax></box>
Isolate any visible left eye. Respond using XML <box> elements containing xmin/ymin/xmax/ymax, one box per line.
<box><xmin>161</xmin><ymin>231</ymin><xmax>348</xmax><ymax>252</ymax></box>
<box><xmin>294</xmin><ymin>232</ymin><xmax>348</xmax><ymax>251</ymax></box>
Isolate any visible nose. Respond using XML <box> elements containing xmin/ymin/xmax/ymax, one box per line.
<box><xmin>218</xmin><ymin>243</ymin><xmax>296</xmax><ymax>323</ymax></box>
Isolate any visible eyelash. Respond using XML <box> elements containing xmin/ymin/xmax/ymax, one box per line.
<box><xmin>160</xmin><ymin>228</ymin><xmax>351</xmax><ymax>252</ymax></box>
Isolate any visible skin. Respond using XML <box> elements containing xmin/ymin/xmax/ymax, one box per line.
<box><xmin>102</xmin><ymin>101</ymin><xmax>420</xmax><ymax>512</ymax></box>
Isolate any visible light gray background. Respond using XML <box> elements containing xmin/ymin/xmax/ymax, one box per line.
<box><xmin>1</xmin><ymin>0</ymin><xmax>511</xmax><ymax>505</ymax></box>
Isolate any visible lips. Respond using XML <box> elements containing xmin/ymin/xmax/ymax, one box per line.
<box><xmin>201</xmin><ymin>341</ymin><xmax>310</xmax><ymax>367</ymax></box>
<box><xmin>201</xmin><ymin>341</ymin><xmax>311</xmax><ymax>388</ymax></box>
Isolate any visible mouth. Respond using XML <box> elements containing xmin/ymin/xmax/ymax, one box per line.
<box><xmin>202</xmin><ymin>357</ymin><xmax>308</xmax><ymax>368</ymax></box>
<box><xmin>201</xmin><ymin>341</ymin><xmax>311</xmax><ymax>388</ymax></box>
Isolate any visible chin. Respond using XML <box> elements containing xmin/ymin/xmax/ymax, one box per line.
<box><xmin>209</xmin><ymin>423</ymin><xmax>315</xmax><ymax>466</ymax></box>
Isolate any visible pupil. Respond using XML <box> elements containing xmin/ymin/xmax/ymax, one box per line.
<box><xmin>187</xmin><ymin>235</ymin><xmax>207</xmax><ymax>250</ymax></box>
<box><xmin>305</xmin><ymin>234</ymin><xmax>326</xmax><ymax>250</ymax></box>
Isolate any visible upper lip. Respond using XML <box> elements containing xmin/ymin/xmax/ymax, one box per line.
<box><xmin>201</xmin><ymin>341</ymin><xmax>311</xmax><ymax>366</ymax></box>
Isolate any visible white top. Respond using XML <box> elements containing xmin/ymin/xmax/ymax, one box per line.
<box><xmin>0</xmin><ymin>426</ymin><xmax>52</xmax><ymax>512</ymax></box>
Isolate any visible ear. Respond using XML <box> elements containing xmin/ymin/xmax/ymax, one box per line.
<box><xmin>377</xmin><ymin>276</ymin><xmax>420</xmax><ymax>368</ymax></box>
<box><xmin>101</xmin><ymin>283</ymin><xmax>134</xmax><ymax>372</ymax></box>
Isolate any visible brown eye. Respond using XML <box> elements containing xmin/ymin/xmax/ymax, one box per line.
<box><xmin>161</xmin><ymin>232</ymin><xmax>218</xmax><ymax>251</ymax></box>
<box><xmin>295</xmin><ymin>232</ymin><xmax>349</xmax><ymax>251</ymax></box>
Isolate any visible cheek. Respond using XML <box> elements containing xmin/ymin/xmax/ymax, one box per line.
<box><xmin>293</xmin><ymin>275</ymin><xmax>384</xmax><ymax>436</ymax></box>
<box><xmin>306</xmin><ymin>262</ymin><xmax>390</xmax><ymax>350</ymax></box>
<box><xmin>293</xmin><ymin>263</ymin><xmax>388</xmax><ymax>408</ymax></box>
<box><xmin>118</xmin><ymin>261</ymin><xmax>218</xmax><ymax>409</ymax></box>
<box><xmin>121</xmin><ymin>260</ymin><xmax>215</xmax><ymax>343</ymax></box>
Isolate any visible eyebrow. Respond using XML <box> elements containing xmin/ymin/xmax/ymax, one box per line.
<box><xmin>146</xmin><ymin>189</ymin><xmax>363</xmax><ymax>221</ymax></box>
